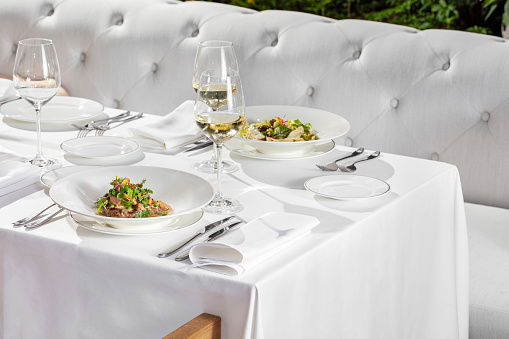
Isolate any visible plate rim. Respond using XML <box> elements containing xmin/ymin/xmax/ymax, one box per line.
<box><xmin>226</xmin><ymin>138</ymin><xmax>335</xmax><ymax>160</ymax></box>
<box><xmin>70</xmin><ymin>210</ymin><xmax>204</xmax><ymax>235</ymax></box>
<box><xmin>0</xmin><ymin>96</ymin><xmax>104</xmax><ymax>123</ymax></box>
<box><xmin>60</xmin><ymin>136</ymin><xmax>140</xmax><ymax>159</ymax></box>
<box><xmin>304</xmin><ymin>174</ymin><xmax>390</xmax><ymax>199</ymax></box>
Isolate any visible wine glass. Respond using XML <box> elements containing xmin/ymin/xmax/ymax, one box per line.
<box><xmin>13</xmin><ymin>38</ymin><xmax>62</xmax><ymax>170</ymax></box>
<box><xmin>195</xmin><ymin>70</ymin><xmax>245</xmax><ymax>214</ymax></box>
<box><xmin>192</xmin><ymin>40</ymin><xmax>239</xmax><ymax>174</ymax></box>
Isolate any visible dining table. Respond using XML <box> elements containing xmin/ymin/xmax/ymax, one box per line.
<box><xmin>0</xmin><ymin>103</ymin><xmax>468</xmax><ymax>338</ymax></box>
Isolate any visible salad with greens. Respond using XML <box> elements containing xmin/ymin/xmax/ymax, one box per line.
<box><xmin>238</xmin><ymin>116</ymin><xmax>318</xmax><ymax>142</ymax></box>
<box><xmin>95</xmin><ymin>177</ymin><xmax>172</xmax><ymax>218</ymax></box>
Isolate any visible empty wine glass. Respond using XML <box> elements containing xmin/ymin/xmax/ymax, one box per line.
<box><xmin>192</xmin><ymin>40</ymin><xmax>239</xmax><ymax>174</ymax></box>
<box><xmin>13</xmin><ymin>38</ymin><xmax>62</xmax><ymax>170</ymax></box>
<box><xmin>194</xmin><ymin>70</ymin><xmax>245</xmax><ymax>214</ymax></box>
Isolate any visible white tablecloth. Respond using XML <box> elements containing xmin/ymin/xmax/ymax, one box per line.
<box><xmin>0</xmin><ymin>107</ymin><xmax>468</xmax><ymax>339</ymax></box>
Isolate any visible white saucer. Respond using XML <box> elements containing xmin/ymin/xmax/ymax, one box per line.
<box><xmin>61</xmin><ymin>136</ymin><xmax>139</xmax><ymax>158</ymax></box>
<box><xmin>225</xmin><ymin>139</ymin><xmax>335</xmax><ymax>160</ymax></box>
<box><xmin>305</xmin><ymin>174</ymin><xmax>390</xmax><ymax>199</ymax></box>
<box><xmin>1</xmin><ymin>96</ymin><xmax>103</xmax><ymax>123</ymax></box>
<box><xmin>70</xmin><ymin>210</ymin><xmax>203</xmax><ymax>235</ymax></box>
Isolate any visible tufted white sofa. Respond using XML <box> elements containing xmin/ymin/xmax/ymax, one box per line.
<box><xmin>1</xmin><ymin>0</ymin><xmax>509</xmax><ymax>337</ymax></box>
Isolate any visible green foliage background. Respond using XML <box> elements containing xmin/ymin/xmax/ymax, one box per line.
<box><xmin>191</xmin><ymin>0</ymin><xmax>509</xmax><ymax>36</ymax></box>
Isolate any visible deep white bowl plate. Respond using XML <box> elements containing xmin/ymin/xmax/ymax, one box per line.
<box><xmin>305</xmin><ymin>174</ymin><xmax>390</xmax><ymax>199</ymax></box>
<box><xmin>237</xmin><ymin>105</ymin><xmax>349</xmax><ymax>155</ymax></box>
<box><xmin>71</xmin><ymin>210</ymin><xmax>203</xmax><ymax>235</ymax></box>
<box><xmin>226</xmin><ymin>138</ymin><xmax>335</xmax><ymax>160</ymax></box>
<box><xmin>49</xmin><ymin>166</ymin><xmax>214</xmax><ymax>230</ymax></box>
<box><xmin>0</xmin><ymin>96</ymin><xmax>103</xmax><ymax>123</ymax></box>
<box><xmin>61</xmin><ymin>137</ymin><xmax>139</xmax><ymax>158</ymax></box>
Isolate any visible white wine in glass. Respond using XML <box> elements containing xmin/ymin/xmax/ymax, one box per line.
<box><xmin>13</xmin><ymin>38</ymin><xmax>62</xmax><ymax>170</ymax></box>
<box><xmin>194</xmin><ymin>71</ymin><xmax>245</xmax><ymax>214</ymax></box>
<box><xmin>192</xmin><ymin>40</ymin><xmax>239</xmax><ymax>174</ymax></box>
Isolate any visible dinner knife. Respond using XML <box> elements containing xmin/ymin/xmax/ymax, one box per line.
<box><xmin>174</xmin><ymin>220</ymin><xmax>243</xmax><ymax>261</ymax></box>
<box><xmin>183</xmin><ymin>141</ymin><xmax>214</xmax><ymax>153</ymax></box>
<box><xmin>157</xmin><ymin>216</ymin><xmax>235</xmax><ymax>258</ymax></box>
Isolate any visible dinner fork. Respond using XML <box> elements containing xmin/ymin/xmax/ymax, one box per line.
<box><xmin>93</xmin><ymin>113</ymin><xmax>144</xmax><ymax>136</ymax></box>
<box><xmin>24</xmin><ymin>207</ymin><xmax>65</xmax><ymax>229</ymax></box>
<box><xmin>337</xmin><ymin>151</ymin><xmax>381</xmax><ymax>173</ymax></box>
<box><xmin>12</xmin><ymin>203</ymin><xmax>57</xmax><ymax>225</ymax></box>
<box><xmin>73</xmin><ymin>111</ymin><xmax>132</xmax><ymax>138</ymax></box>
<box><xmin>316</xmin><ymin>148</ymin><xmax>364</xmax><ymax>171</ymax></box>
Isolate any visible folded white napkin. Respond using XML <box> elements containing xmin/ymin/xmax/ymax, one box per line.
<box><xmin>189</xmin><ymin>212</ymin><xmax>320</xmax><ymax>276</ymax></box>
<box><xmin>0</xmin><ymin>78</ymin><xmax>17</xmax><ymax>101</ymax></box>
<box><xmin>0</xmin><ymin>160</ymin><xmax>40</xmax><ymax>196</ymax></box>
<box><xmin>128</xmin><ymin>100</ymin><xmax>202</xmax><ymax>150</ymax></box>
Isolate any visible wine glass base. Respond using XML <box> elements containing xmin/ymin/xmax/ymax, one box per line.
<box><xmin>203</xmin><ymin>198</ymin><xmax>243</xmax><ymax>215</ymax></box>
<box><xmin>194</xmin><ymin>159</ymin><xmax>238</xmax><ymax>174</ymax></box>
<box><xmin>26</xmin><ymin>157</ymin><xmax>62</xmax><ymax>172</ymax></box>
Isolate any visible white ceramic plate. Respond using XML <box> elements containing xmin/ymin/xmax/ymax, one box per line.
<box><xmin>49</xmin><ymin>166</ymin><xmax>214</xmax><ymax>230</ymax></box>
<box><xmin>226</xmin><ymin>138</ymin><xmax>335</xmax><ymax>160</ymax></box>
<box><xmin>0</xmin><ymin>96</ymin><xmax>103</xmax><ymax>123</ymax></box>
<box><xmin>236</xmin><ymin>105</ymin><xmax>349</xmax><ymax>155</ymax></box>
<box><xmin>71</xmin><ymin>210</ymin><xmax>203</xmax><ymax>235</ymax></box>
<box><xmin>304</xmin><ymin>174</ymin><xmax>390</xmax><ymax>199</ymax></box>
<box><xmin>60</xmin><ymin>137</ymin><xmax>140</xmax><ymax>158</ymax></box>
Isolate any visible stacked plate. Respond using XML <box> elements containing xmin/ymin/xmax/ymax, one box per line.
<box><xmin>46</xmin><ymin>166</ymin><xmax>214</xmax><ymax>235</ymax></box>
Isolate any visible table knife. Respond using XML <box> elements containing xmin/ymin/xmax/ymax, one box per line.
<box><xmin>157</xmin><ymin>216</ymin><xmax>235</xmax><ymax>258</ymax></box>
<box><xmin>174</xmin><ymin>220</ymin><xmax>243</xmax><ymax>261</ymax></box>
<box><xmin>183</xmin><ymin>141</ymin><xmax>214</xmax><ymax>153</ymax></box>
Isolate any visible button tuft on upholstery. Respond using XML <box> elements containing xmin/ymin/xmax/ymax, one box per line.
<box><xmin>431</xmin><ymin>152</ymin><xmax>439</xmax><ymax>161</ymax></box>
<box><xmin>442</xmin><ymin>61</ymin><xmax>450</xmax><ymax>71</ymax></box>
<box><xmin>406</xmin><ymin>29</ymin><xmax>418</xmax><ymax>34</ymax></box>
<box><xmin>151</xmin><ymin>63</ymin><xmax>158</xmax><ymax>73</ymax></box>
<box><xmin>496</xmin><ymin>38</ymin><xmax>506</xmax><ymax>43</ymax></box>
<box><xmin>481</xmin><ymin>111</ymin><xmax>490</xmax><ymax>122</ymax></box>
<box><xmin>345</xmin><ymin>137</ymin><xmax>353</xmax><ymax>147</ymax></box>
<box><xmin>115</xmin><ymin>17</ymin><xmax>124</xmax><ymax>26</ymax></box>
<box><xmin>113</xmin><ymin>99</ymin><xmax>120</xmax><ymax>109</ymax></box>
<box><xmin>191</xmin><ymin>29</ymin><xmax>199</xmax><ymax>37</ymax></box>
<box><xmin>306</xmin><ymin>86</ymin><xmax>314</xmax><ymax>96</ymax></box>
<box><xmin>390</xmin><ymin>98</ymin><xmax>399</xmax><ymax>109</ymax></box>
<box><xmin>12</xmin><ymin>44</ymin><xmax>17</xmax><ymax>54</ymax></box>
<box><xmin>271</xmin><ymin>39</ymin><xmax>278</xmax><ymax>47</ymax></box>
<box><xmin>47</xmin><ymin>8</ymin><xmax>54</xmax><ymax>16</ymax></box>
<box><xmin>352</xmin><ymin>50</ymin><xmax>361</xmax><ymax>59</ymax></box>
<box><xmin>80</xmin><ymin>52</ymin><xmax>86</xmax><ymax>63</ymax></box>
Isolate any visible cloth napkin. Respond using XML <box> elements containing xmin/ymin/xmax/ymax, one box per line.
<box><xmin>128</xmin><ymin>100</ymin><xmax>202</xmax><ymax>150</ymax></box>
<box><xmin>0</xmin><ymin>78</ymin><xmax>17</xmax><ymax>101</ymax></box>
<box><xmin>0</xmin><ymin>160</ymin><xmax>40</xmax><ymax>196</ymax></box>
<box><xmin>188</xmin><ymin>212</ymin><xmax>320</xmax><ymax>276</ymax></box>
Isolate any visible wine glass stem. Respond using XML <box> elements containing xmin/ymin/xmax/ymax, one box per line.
<box><xmin>35</xmin><ymin>105</ymin><xmax>45</xmax><ymax>159</ymax></box>
<box><xmin>213</xmin><ymin>143</ymin><xmax>225</xmax><ymax>202</ymax></box>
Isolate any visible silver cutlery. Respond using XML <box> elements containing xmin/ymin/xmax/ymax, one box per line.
<box><xmin>73</xmin><ymin>111</ymin><xmax>132</xmax><ymax>138</ymax></box>
<box><xmin>12</xmin><ymin>203</ymin><xmax>57</xmax><ymax>225</ymax></box>
<box><xmin>337</xmin><ymin>151</ymin><xmax>381</xmax><ymax>173</ymax></box>
<box><xmin>175</xmin><ymin>220</ymin><xmax>244</xmax><ymax>261</ymax></box>
<box><xmin>316</xmin><ymin>148</ymin><xmax>364</xmax><ymax>171</ymax></box>
<box><xmin>23</xmin><ymin>207</ymin><xmax>65</xmax><ymax>229</ymax></box>
<box><xmin>158</xmin><ymin>216</ymin><xmax>235</xmax><ymax>258</ymax></box>
<box><xmin>183</xmin><ymin>141</ymin><xmax>214</xmax><ymax>153</ymax></box>
<box><xmin>179</xmin><ymin>137</ymin><xmax>210</xmax><ymax>149</ymax></box>
<box><xmin>92</xmin><ymin>113</ymin><xmax>144</xmax><ymax>136</ymax></box>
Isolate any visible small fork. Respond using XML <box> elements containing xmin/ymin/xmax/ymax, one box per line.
<box><xmin>316</xmin><ymin>148</ymin><xmax>364</xmax><ymax>171</ymax></box>
<box><xmin>93</xmin><ymin>113</ymin><xmax>144</xmax><ymax>136</ymax></box>
<box><xmin>337</xmin><ymin>151</ymin><xmax>381</xmax><ymax>173</ymax></box>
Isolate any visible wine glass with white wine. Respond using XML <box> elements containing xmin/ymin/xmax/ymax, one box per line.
<box><xmin>192</xmin><ymin>40</ymin><xmax>239</xmax><ymax>174</ymax></box>
<box><xmin>13</xmin><ymin>38</ymin><xmax>62</xmax><ymax>170</ymax></box>
<box><xmin>194</xmin><ymin>70</ymin><xmax>245</xmax><ymax>214</ymax></box>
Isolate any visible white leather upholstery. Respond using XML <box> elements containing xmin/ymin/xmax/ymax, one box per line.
<box><xmin>1</xmin><ymin>2</ymin><xmax>509</xmax><ymax>337</ymax></box>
